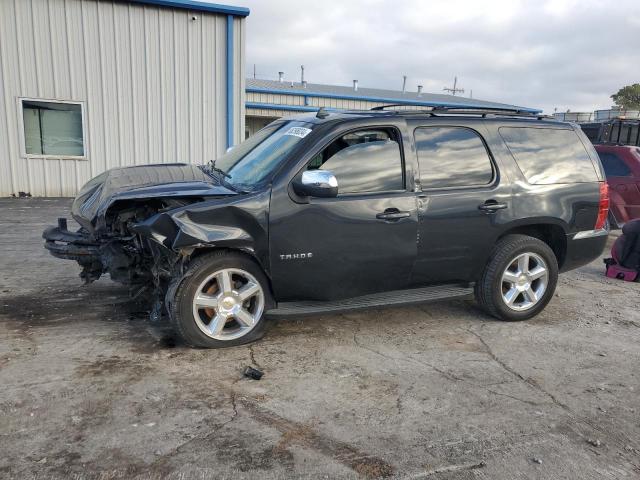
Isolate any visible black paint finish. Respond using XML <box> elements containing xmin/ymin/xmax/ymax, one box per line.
<box><xmin>46</xmin><ymin>110</ymin><xmax>609</xmax><ymax>306</ymax></box>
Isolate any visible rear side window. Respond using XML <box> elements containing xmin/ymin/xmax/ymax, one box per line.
<box><xmin>599</xmin><ymin>152</ymin><xmax>632</xmax><ymax>177</ymax></box>
<box><xmin>499</xmin><ymin>127</ymin><xmax>598</xmax><ymax>184</ymax></box>
<box><xmin>414</xmin><ymin>127</ymin><xmax>494</xmax><ymax>189</ymax></box>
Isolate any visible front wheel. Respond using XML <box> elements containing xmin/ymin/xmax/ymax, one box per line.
<box><xmin>169</xmin><ymin>251</ymin><xmax>271</xmax><ymax>348</ymax></box>
<box><xmin>475</xmin><ymin>235</ymin><xmax>558</xmax><ymax>321</ymax></box>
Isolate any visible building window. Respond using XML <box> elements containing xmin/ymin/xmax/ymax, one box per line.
<box><xmin>21</xmin><ymin>99</ymin><xmax>85</xmax><ymax>158</ymax></box>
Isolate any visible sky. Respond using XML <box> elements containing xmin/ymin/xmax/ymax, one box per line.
<box><xmin>221</xmin><ymin>0</ymin><xmax>640</xmax><ymax>114</ymax></box>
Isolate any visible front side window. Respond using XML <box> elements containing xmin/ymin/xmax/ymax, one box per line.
<box><xmin>415</xmin><ymin>127</ymin><xmax>494</xmax><ymax>189</ymax></box>
<box><xmin>22</xmin><ymin>99</ymin><xmax>85</xmax><ymax>157</ymax></box>
<box><xmin>499</xmin><ymin>127</ymin><xmax>598</xmax><ymax>184</ymax></box>
<box><xmin>599</xmin><ymin>152</ymin><xmax>632</xmax><ymax>177</ymax></box>
<box><xmin>306</xmin><ymin>128</ymin><xmax>403</xmax><ymax>194</ymax></box>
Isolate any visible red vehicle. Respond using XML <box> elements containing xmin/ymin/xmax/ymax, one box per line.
<box><xmin>595</xmin><ymin>144</ymin><xmax>640</xmax><ymax>227</ymax></box>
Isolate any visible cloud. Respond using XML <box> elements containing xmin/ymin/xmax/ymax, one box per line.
<box><xmin>225</xmin><ymin>0</ymin><xmax>640</xmax><ymax>113</ymax></box>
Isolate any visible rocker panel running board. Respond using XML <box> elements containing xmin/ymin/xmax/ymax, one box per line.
<box><xmin>267</xmin><ymin>284</ymin><xmax>473</xmax><ymax>316</ymax></box>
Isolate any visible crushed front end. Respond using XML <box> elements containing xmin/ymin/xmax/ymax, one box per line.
<box><xmin>42</xmin><ymin>163</ymin><xmax>270</xmax><ymax>323</ymax></box>
<box><xmin>42</xmin><ymin>164</ymin><xmax>235</xmax><ymax>299</ymax></box>
<box><xmin>43</xmin><ymin>209</ymin><xmax>170</xmax><ymax>286</ymax></box>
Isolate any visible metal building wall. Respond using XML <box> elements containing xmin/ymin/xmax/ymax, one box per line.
<box><xmin>0</xmin><ymin>0</ymin><xmax>245</xmax><ymax>197</ymax></box>
<box><xmin>244</xmin><ymin>93</ymin><xmax>428</xmax><ymax>137</ymax></box>
<box><xmin>246</xmin><ymin>91</ymin><xmax>388</xmax><ymax>113</ymax></box>
<box><xmin>245</xmin><ymin>92</ymin><xmax>428</xmax><ymax>124</ymax></box>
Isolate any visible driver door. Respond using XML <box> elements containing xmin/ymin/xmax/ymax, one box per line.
<box><xmin>268</xmin><ymin>127</ymin><xmax>418</xmax><ymax>302</ymax></box>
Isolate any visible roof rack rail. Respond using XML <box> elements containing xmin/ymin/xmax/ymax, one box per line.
<box><xmin>370</xmin><ymin>104</ymin><xmax>435</xmax><ymax>111</ymax></box>
<box><xmin>370</xmin><ymin>104</ymin><xmax>550</xmax><ymax>119</ymax></box>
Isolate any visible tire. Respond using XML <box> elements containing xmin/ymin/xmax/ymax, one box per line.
<box><xmin>169</xmin><ymin>250</ymin><xmax>272</xmax><ymax>348</ymax></box>
<box><xmin>475</xmin><ymin>234</ymin><xmax>558</xmax><ymax>321</ymax></box>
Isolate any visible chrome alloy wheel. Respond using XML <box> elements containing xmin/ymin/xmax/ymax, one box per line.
<box><xmin>192</xmin><ymin>268</ymin><xmax>265</xmax><ymax>341</ymax></box>
<box><xmin>500</xmin><ymin>252</ymin><xmax>549</xmax><ymax>311</ymax></box>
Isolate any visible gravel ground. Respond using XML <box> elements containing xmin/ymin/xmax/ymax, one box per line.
<box><xmin>1</xmin><ymin>197</ymin><xmax>639</xmax><ymax>480</ymax></box>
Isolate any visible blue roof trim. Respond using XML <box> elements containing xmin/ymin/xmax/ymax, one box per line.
<box><xmin>246</xmin><ymin>102</ymin><xmax>323</xmax><ymax>113</ymax></box>
<box><xmin>247</xmin><ymin>87</ymin><xmax>541</xmax><ymax>114</ymax></box>
<box><xmin>128</xmin><ymin>0</ymin><xmax>250</xmax><ymax>16</ymax></box>
<box><xmin>226</xmin><ymin>15</ymin><xmax>234</xmax><ymax>148</ymax></box>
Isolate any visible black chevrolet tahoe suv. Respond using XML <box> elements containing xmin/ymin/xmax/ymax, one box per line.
<box><xmin>43</xmin><ymin>106</ymin><xmax>610</xmax><ymax>348</ymax></box>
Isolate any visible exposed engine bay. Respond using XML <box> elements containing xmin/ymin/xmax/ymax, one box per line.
<box><xmin>44</xmin><ymin>198</ymin><xmax>196</xmax><ymax>286</ymax></box>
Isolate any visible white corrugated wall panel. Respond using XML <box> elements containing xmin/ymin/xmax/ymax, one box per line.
<box><xmin>0</xmin><ymin>0</ymin><xmax>244</xmax><ymax>197</ymax></box>
<box><xmin>0</xmin><ymin>1</ymin><xmax>17</xmax><ymax>195</ymax></box>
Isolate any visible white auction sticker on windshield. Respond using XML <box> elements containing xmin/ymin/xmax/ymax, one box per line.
<box><xmin>284</xmin><ymin>127</ymin><xmax>312</xmax><ymax>138</ymax></box>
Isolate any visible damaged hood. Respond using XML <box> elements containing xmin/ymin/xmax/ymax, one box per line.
<box><xmin>71</xmin><ymin>163</ymin><xmax>236</xmax><ymax>230</ymax></box>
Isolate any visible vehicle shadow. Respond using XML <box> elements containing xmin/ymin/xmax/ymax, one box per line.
<box><xmin>0</xmin><ymin>282</ymin><xmax>177</xmax><ymax>353</ymax></box>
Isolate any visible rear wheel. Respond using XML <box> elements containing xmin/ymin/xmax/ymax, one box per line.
<box><xmin>475</xmin><ymin>235</ymin><xmax>558</xmax><ymax>321</ymax></box>
<box><xmin>170</xmin><ymin>251</ymin><xmax>271</xmax><ymax>348</ymax></box>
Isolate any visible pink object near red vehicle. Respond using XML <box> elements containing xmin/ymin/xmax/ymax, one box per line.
<box><xmin>604</xmin><ymin>219</ymin><xmax>640</xmax><ymax>282</ymax></box>
<box><xmin>594</xmin><ymin>144</ymin><xmax>640</xmax><ymax>228</ymax></box>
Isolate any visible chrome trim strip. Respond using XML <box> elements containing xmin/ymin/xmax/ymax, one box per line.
<box><xmin>572</xmin><ymin>228</ymin><xmax>609</xmax><ymax>240</ymax></box>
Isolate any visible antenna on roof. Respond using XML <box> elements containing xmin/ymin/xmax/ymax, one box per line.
<box><xmin>402</xmin><ymin>75</ymin><xmax>407</xmax><ymax>94</ymax></box>
<box><xmin>443</xmin><ymin>76</ymin><xmax>464</xmax><ymax>96</ymax></box>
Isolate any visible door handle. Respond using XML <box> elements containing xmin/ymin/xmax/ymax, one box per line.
<box><xmin>478</xmin><ymin>201</ymin><xmax>508</xmax><ymax>213</ymax></box>
<box><xmin>376</xmin><ymin>209</ymin><xmax>411</xmax><ymax>221</ymax></box>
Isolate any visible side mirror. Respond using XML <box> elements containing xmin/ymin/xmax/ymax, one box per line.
<box><xmin>293</xmin><ymin>170</ymin><xmax>338</xmax><ymax>198</ymax></box>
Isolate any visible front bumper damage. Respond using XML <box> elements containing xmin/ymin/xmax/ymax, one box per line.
<box><xmin>43</xmin><ymin>218</ymin><xmax>103</xmax><ymax>282</ymax></box>
<box><xmin>43</xmin><ymin>217</ymin><xmax>151</xmax><ymax>285</ymax></box>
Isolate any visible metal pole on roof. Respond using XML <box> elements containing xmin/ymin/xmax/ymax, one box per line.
<box><xmin>444</xmin><ymin>76</ymin><xmax>464</xmax><ymax>96</ymax></box>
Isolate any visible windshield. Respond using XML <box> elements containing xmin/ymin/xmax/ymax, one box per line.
<box><xmin>206</xmin><ymin>121</ymin><xmax>314</xmax><ymax>190</ymax></box>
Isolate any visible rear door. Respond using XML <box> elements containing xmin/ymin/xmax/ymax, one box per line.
<box><xmin>411</xmin><ymin>123</ymin><xmax>511</xmax><ymax>284</ymax></box>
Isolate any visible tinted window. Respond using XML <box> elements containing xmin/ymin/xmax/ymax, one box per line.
<box><xmin>499</xmin><ymin>127</ymin><xmax>598</xmax><ymax>184</ymax></box>
<box><xmin>308</xmin><ymin>129</ymin><xmax>403</xmax><ymax>194</ymax></box>
<box><xmin>414</xmin><ymin>127</ymin><xmax>494</xmax><ymax>188</ymax></box>
<box><xmin>599</xmin><ymin>152</ymin><xmax>631</xmax><ymax>177</ymax></box>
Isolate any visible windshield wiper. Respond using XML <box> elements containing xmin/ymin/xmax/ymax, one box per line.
<box><xmin>200</xmin><ymin>161</ymin><xmax>250</xmax><ymax>193</ymax></box>
<box><xmin>205</xmin><ymin>159</ymin><xmax>231</xmax><ymax>179</ymax></box>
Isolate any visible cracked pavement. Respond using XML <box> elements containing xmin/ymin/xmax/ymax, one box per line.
<box><xmin>1</xmin><ymin>198</ymin><xmax>639</xmax><ymax>479</ymax></box>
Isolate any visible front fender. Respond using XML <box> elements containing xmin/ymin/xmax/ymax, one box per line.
<box><xmin>131</xmin><ymin>190</ymin><xmax>271</xmax><ymax>272</ymax></box>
